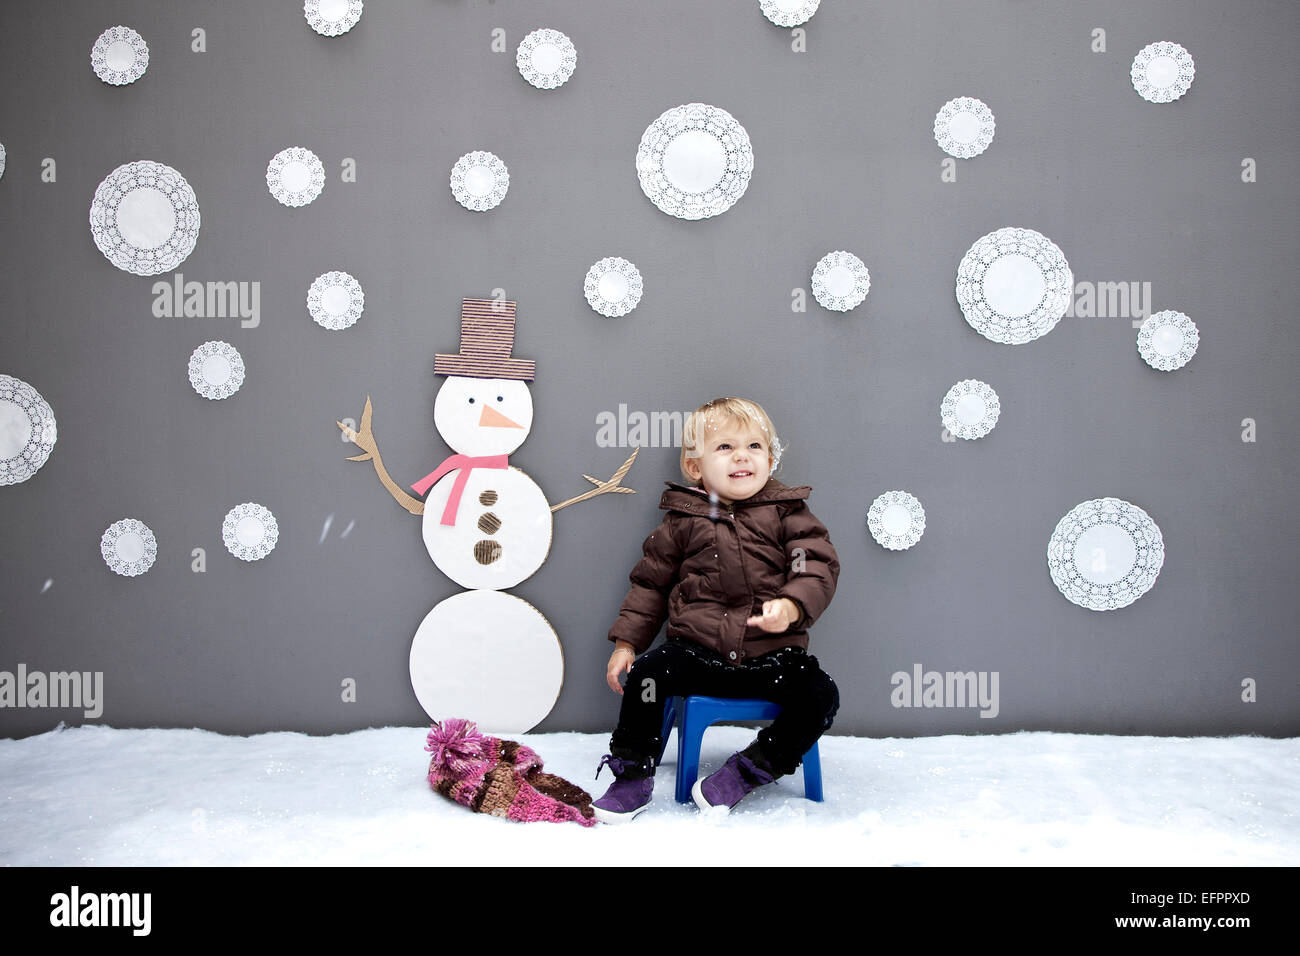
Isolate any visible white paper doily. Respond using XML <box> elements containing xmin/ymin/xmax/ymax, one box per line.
<box><xmin>584</xmin><ymin>257</ymin><xmax>644</xmax><ymax>317</ymax></box>
<box><xmin>308</xmin><ymin>271</ymin><xmax>365</xmax><ymax>330</ymax></box>
<box><xmin>1</xmin><ymin>143</ymin><xmax>7</xmax><ymax>181</ymax></box>
<box><xmin>188</xmin><ymin>342</ymin><xmax>245</xmax><ymax>400</ymax></box>
<box><xmin>1138</xmin><ymin>310</ymin><xmax>1199</xmax><ymax>371</ymax></box>
<box><xmin>868</xmin><ymin>490</ymin><xmax>926</xmax><ymax>550</ymax></box>
<box><xmin>956</xmin><ymin>226</ymin><xmax>1073</xmax><ymax>345</ymax></box>
<box><xmin>1131</xmin><ymin>42</ymin><xmax>1195</xmax><ymax>103</ymax></box>
<box><xmin>760</xmin><ymin>0</ymin><xmax>821</xmax><ymax>27</ymax></box>
<box><xmin>450</xmin><ymin>151</ymin><xmax>509</xmax><ymax>211</ymax></box>
<box><xmin>304</xmin><ymin>0</ymin><xmax>363</xmax><ymax>36</ymax></box>
<box><xmin>0</xmin><ymin>374</ymin><xmax>57</xmax><ymax>486</ymax></box>
<box><xmin>409</xmin><ymin>590</ymin><xmax>564</xmax><ymax>734</ymax></box>
<box><xmin>92</xmin><ymin>26</ymin><xmax>149</xmax><ymax>85</ymax></box>
<box><xmin>101</xmin><ymin>518</ymin><xmax>157</xmax><ymax>576</ymax></box>
<box><xmin>637</xmin><ymin>103</ymin><xmax>754</xmax><ymax>220</ymax></box>
<box><xmin>934</xmin><ymin>97</ymin><xmax>995</xmax><ymax>159</ymax></box>
<box><xmin>223</xmin><ymin>503</ymin><xmax>279</xmax><ymax>561</ymax></box>
<box><xmin>89</xmin><ymin>161</ymin><xmax>201</xmax><ymax>276</ymax></box>
<box><xmin>940</xmin><ymin>379</ymin><xmax>1000</xmax><ymax>440</ymax></box>
<box><xmin>267</xmin><ymin>147</ymin><xmax>325</xmax><ymax>207</ymax></box>
<box><xmin>812</xmin><ymin>251</ymin><xmax>871</xmax><ymax>312</ymax></box>
<box><xmin>516</xmin><ymin>28</ymin><xmax>577</xmax><ymax>89</ymax></box>
<box><xmin>1048</xmin><ymin>498</ymin><xmax>1164</xmax><ymax>611</ymax></box>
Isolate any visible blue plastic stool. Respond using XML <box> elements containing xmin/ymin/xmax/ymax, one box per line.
<box><xmin>656</xmin><ymin>695</ymin><xmax>824</xmax><ymax>804</ymax></box>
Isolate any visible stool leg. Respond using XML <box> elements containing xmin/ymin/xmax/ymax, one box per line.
<box><xmin>656</xmin><ymin>697</ymin><xmax>678</xmax><ymax>768</ymax></box>
<box><xmin>801</xmin><ymin>743</ymin><xmax>823</xmax><ymax>802</ymax></box>
<box><xmin>676</xmin><ymin>701</ymin><xmax>706</xmax><ymax>804</ymax></box>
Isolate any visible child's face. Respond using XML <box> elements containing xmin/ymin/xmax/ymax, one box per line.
<box><xmin>684</xmin><ymin>418</ymin><xmax>774</xmax><ymax>505</ymax></box>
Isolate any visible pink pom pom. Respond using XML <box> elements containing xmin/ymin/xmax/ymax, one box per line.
<box><xmin>425</xmin><ymin>718</ymin><xmax>492</xmax><ymax>780</ymax></box>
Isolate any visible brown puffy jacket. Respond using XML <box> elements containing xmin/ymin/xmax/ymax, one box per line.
<box><xmin>607</xmin><ymin>477</ymin><xmax>840</xmax><ymax>665</ymax></box>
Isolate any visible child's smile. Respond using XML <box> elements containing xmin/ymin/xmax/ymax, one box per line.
<box><xmin>684</xmin><ymin>420</ymin><xmax>774</xmax><ymax>505</ymax></box>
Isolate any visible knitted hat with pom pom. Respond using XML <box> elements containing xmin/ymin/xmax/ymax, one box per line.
<box><xmin>425</xmin><ymin>718</ymin><xmax>597</xmax><ymax>827</ymax></box>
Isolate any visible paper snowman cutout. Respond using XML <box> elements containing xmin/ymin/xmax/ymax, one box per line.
<box><xmin>341</xmin><ymin>298</ymin><xmax>637</xmax><ymax>733</ymax></box>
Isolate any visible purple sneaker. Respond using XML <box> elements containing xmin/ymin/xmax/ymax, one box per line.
<box><xmin>691</xmin><ymin>745</ymin><xmax>776</xmax><ymax>815</ymax></box>
<box><xmin>592</xmin><ymin>754</ymin><xmax>655</xmax><ymax>824</ymax></box>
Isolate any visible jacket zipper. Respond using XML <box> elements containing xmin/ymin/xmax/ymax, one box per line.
<box><xmin>729</xmin><ymin>508</ymin><xmax>755</xmax><ymax>664</ymax></box>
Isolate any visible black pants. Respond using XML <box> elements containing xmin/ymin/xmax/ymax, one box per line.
<box><xmin>609</xmin><ymin>639</ymin><xmax>840</xmax><ymax>778</ymax></box>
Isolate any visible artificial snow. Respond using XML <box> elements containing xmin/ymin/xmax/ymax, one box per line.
<box><xmin>1</xmin><ymin>724</ymin><xmax>1295</xmax><ymax>866</ymax></box>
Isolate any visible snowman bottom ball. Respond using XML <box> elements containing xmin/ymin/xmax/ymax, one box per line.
<box><xmin>409</xmin><ymin>590</ymin><xmax>564</xmax><ymax>735</ymax></box>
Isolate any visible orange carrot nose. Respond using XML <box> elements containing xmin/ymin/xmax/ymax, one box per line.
<box><xmin>479</xmin><ymin>405</ymin><xmax>523</xmax><ymax>428</ymax></box>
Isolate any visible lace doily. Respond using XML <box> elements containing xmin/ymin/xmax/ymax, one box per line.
<box><xmin>90</xmin><ymin>161</ymin><xmax>201</xmax><ymax>276</ymax></box>
<box><xmin>1048</xmin><ymin>498</ymin><xmax>1164</xmax><ymax>611</ymax></box>
<box><xmin>0</xmin><ymin>374</ymin><xmax>57</xmax><ymax>485</ymax></box>
<box><xmin>636</xmin><ymin>103</ymin><xmax>754</xmax><ymax>220</ymax></box>
<box><xmin>956</xmin><ymin>226</ymin><xmax>1073</xmax><ymax>345</ymax></box>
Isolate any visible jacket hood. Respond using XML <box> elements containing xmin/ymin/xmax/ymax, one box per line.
<box><xmin>659</xmin><ymin>477</ymin><xmax>811</xmax><ymax>517</ymax></box>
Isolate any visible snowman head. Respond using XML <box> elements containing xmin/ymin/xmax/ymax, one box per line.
<box><xmin>434</xmin><ymin>377</ymin><xmax>533</xmax><ymax>457</ymax></box>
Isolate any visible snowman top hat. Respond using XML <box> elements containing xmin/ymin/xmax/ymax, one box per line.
<box><xmin>434</xmin><ymin>298</ymin><xmax>536</xmax><ymax>382</ymax></box>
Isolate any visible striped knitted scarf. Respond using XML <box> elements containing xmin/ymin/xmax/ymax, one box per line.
<box><xmin>425</xmin><ymin>718</ymin><xmax>597</xmax><ymax>827</ymax></box>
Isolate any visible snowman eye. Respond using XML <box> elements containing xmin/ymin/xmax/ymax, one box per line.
<box><xmin>468</xmin><ymin>397</ymin><xmax>475</xmax><ymax>404</ymax></box>
<box><xmin>497</xmin><ymin>395</ymin><xmax>503</xmax><ymax>402</ymax></box>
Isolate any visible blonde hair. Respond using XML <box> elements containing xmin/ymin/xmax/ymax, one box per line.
<box><xmin>680</xmin><ymin>397</ymin><xmax>785</xmax><ymax>484</ymax></box>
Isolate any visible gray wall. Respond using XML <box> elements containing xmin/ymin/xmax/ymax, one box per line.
<box><xmin>1</xmin><ymin>0</ymin><xmax>1297</xmax><ymax>738</ymax></box>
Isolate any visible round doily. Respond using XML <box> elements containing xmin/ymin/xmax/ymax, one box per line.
<box><xmin>0</xmin><ymin>374</ymin><xmax>58</xmax><ymax>485</ymax></box>
<box><xmin>304</xmin><ymin>0</ymin><xmax>363</xmax><ymax>37</ymax></box>
<box><xmin>89</xmin><ymin>161</ymin><xmax>201</xmax><ymax>276</ymax></box>
<box><xmin>955</xmin><ymin>226</ymin><xmax>1073</xmax><ymax>345</ymax></box>
<box><xmin>811</xmin><ymin>251</ymin><xmax>871</xmax><ymax>312</ymax></box>
<box><xmin>759</xmin><ymin>0</ymin><xmax>821</xmax><ymax>28</ymax></box>
<box><xmin>868</xmin><ymin>490</ymin><xmax>926</xmax><ymax>550</ymax></box>
<box><xmin>101</xmin><ymin>518</ymin><xmax>158</xmax><ymax>576</ymax></box>
<box><xmin>1131</xmin><ymin>42</ymin><xmax>1195</xmax><ymax>103</ymax></box>
<box><xmin>584</xmin><ymin>257</ymin><xmax>644</xmax><ymax>317</ymax></box>
<box><xmin>516</xmin><ymin>28</ymin><xmax>577</xmax><ymax>89</ymax></box>
<box><xmin>308</xmin><ymin>271</ymin><xmax>365</xmax><ymax>330</ymax></box>
<box><xmin>940</xmin><ymin>379</ymin><xmax>1000</xmax><ymax>440</ymax></box>
<box><xmin>934</xmin><ymin>96</ymin><xmax>995</xmax><ymax>159</ymax></box>
<box><xmin>223</xmin><ymin>503</ymin><xmax>279</xmax><ymax>561</ymax></box>
<box><xmin>1137</xmin><ymin>310</ymin><xmax>1199</xmax><ymax>371</ymax></box>
<box><xmin>267</xmin><ymin>147</ymin><xmax>325</xmax><ymax>207</ymax></box>
<box><xmin>1048</xmin><ymin>498</ymin><xmax>1164</xmax><ymax>611</ymax></box>
<box><xmin>636</xmin><ymin>103</ymin><xmax>754</xmax><ymax>220</ymax></box>
<box><xmin>188</xmin><ymin>342</ymin><xmax>245</xmax><ymax>400</ymax></box>
<box><xmin>91</xmin><ymin>26</ymin><xmax>149</xmax><ymax>85</ymax></box>
<box><xmin>450</xmin><ymin>151</ymin><xmax>509</xmax><ymax>212</ymax></box>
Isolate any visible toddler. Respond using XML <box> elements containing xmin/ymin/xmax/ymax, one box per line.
<box><xmin>593</xmin><ymin>397</ymin><xmax>840</xmax><ymax>822</ymax></box>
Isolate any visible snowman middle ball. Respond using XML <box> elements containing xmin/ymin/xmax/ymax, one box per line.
<box><xmin>422</xmin><ymin>377</ymin><xmax>553</xmax><ymax>589</ymax></box>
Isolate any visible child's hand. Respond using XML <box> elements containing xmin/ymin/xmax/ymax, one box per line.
<box><xmin>606</xmin><ymin>643</ymin><xmax>636</xmax><ymax>695</ymax></box>
<box><xmin>746</xmin><ymin>598</ymin><xmax>801</xmax><ymax>633</ymax></box>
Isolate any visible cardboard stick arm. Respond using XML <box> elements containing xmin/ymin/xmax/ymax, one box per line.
<box><xmin>550</xmin><ymin>446</ymin><xmax>639</xmax><ymax>514</ymax></box>
<box><xmin>337</xmin><ymin>397</ymin><xmax>426</xmax><ymax>516</ymax></box>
